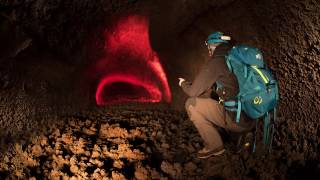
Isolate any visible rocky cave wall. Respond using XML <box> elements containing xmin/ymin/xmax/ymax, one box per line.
<box><xmin>0</xmin><ymin>0</ymin><xmax>319</xmax><ymax>155</ymax></box>
<box><xmin>260</xmin><ymin>0</ymin><xmax>320</xmax><ymax>156</ymax></box>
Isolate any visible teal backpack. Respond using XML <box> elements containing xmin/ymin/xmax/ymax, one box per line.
<box><xmin>219</xmin><ymin>45</ymin><xmax>279</xmax><ymax>152</ymax></box>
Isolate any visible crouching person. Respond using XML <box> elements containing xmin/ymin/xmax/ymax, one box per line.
<box><xmin>179</xmin><ymin>32</ymin><xmax>255</xmax><ymax>159</ymax></box>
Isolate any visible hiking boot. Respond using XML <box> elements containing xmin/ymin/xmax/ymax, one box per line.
<box><xmin>197</xmin><ymin>147</ymin><xmax>225</xmax><ymax>159</ymax></box>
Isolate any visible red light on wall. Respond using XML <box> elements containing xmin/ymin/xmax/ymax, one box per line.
<box><xmin>95</xmin><ymin>15</ymin><xmax>171</xmax><ymax>105</ymax></box>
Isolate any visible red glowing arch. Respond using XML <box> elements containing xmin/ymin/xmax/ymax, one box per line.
<box><xmin>95</xmin><ymin>15</ymin><xmax>171</xmax><ymax>105</ymax></box>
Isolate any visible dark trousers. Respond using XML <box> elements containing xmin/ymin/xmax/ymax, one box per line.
<box><xmin>185</xmin><ymin>97</ymin><xmax>253</xmax><ymax>150</ymax></box>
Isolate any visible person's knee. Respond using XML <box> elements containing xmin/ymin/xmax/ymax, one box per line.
<box><xmin>185</xmin><ymin>97</ymin><xmax>197</xmax><ymax>120</ymax></box>
<box><xmin>185</xmin><ymin>97</ymin><xmax>196</xmax><ymax>111</ymax></box>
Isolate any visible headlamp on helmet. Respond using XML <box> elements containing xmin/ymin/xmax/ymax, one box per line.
<box><xmin>205</xmin><ymin>32</ymin><xmax>231</xmax><ymax>45</ymax></box>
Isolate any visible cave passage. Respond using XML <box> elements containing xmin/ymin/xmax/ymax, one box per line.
<box><xmin>94</xmin><ymin>15</ymin><xmax>171</xmax><ymax>105</ymax></box>
<box><xmin>103</xmin><ymin>82</ymin><xmax>153</xmax><ymax>103</ymax></box>
<box><xmin>1</xmin><ymin>0</ymin><xmax>319</xmax><ymax>179</ymax></box>
<box><xmin>96</xmin><ymin>75</ymin><xmax>162</xmax><ymax>104</ymax></box>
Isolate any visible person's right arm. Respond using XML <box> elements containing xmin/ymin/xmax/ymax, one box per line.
<box><xmin>181</xmin><ymin>60</ymin><xmax>220</xmax><ymax>97</ymax></box>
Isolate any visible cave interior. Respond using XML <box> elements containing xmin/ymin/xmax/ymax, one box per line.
<box><xmin>0</xmin><ymin>0</ymin><xmax>320</xmax><ymax>179</ymax></box>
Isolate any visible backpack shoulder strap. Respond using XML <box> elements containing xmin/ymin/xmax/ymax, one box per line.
<box><xmin>225</xmin><ymin>56</ymin><xmax>233</xmax><ymax>72</ymax></box>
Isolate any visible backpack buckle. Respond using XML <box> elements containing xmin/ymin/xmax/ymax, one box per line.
<box><xmin>218</xmin><ymin>97</ymin><xmax>224</xmax><ymax>104</ymax></box>
<box><xmin>267</xmin><ymin>88</ymin><xmax>272</xmax><ymax>93</ymax></box>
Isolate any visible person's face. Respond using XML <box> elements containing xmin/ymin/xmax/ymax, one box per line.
<box><xmin>206</xmin><ymin>43</ymin><xmax>217</xmax><ymax>57</ymax></box>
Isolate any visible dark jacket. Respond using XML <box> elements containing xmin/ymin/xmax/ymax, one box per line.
<box><xmin>181</xmin><ymin>43</ymin><xmax>253</xmax><ymax>126</ymax></box>
<box><xmin>181</xmin><ymin>43</ymin><xmax>238</xmax><ymax>99</ymax></box>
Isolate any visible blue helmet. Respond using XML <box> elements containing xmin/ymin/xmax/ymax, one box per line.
<box><xmin>206</xmin><ymin>32</ymin><xmax>231</xmax><ymax>45</ymax></box>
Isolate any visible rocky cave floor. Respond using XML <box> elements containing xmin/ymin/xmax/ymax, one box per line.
<box><xmin>0</xmin><ymin>107</ymin><xmax>319</xmax><ymax>180</ymax></box>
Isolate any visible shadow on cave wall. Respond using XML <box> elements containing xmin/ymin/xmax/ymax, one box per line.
<box><xmin>0</xmin><ymin>0</ymin><xmax>319</xmax><ymax>163</ymax></box>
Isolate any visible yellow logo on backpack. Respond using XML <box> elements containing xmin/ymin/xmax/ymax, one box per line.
<box><xmin>253</xmin><ymin>96</ymin><xmax>263</xmax><ymax>105</ymax></box>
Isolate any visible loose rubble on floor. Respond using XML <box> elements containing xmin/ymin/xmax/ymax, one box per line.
<box><xmin>0</xmin><ymin>107</ymin><xmax>319</xmax><ymax>179</ymax></box>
